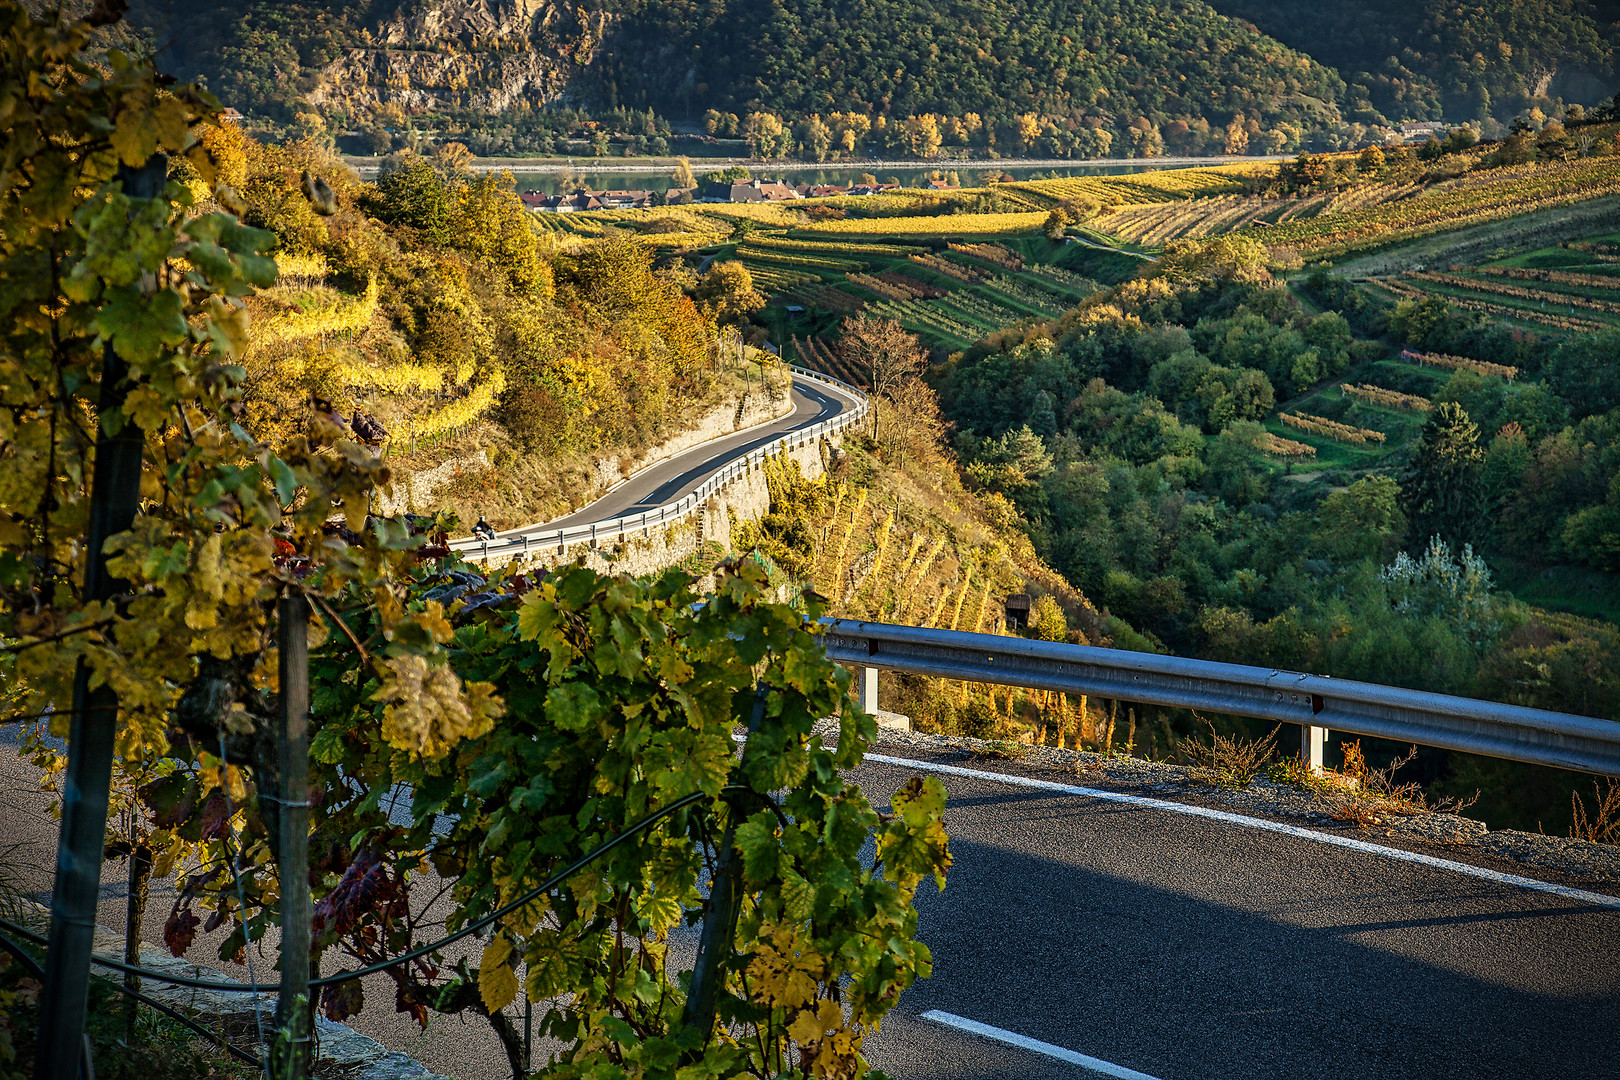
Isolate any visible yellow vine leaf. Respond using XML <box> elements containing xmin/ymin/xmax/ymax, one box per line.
<box><xmin>745</xmin><ymin>924</ymin><xmax>822</xmax><ymax>1010</ymax></box>
<box><xmin>374</xmin><ymin>654</ymin><xmax>503</xmax><ymax>759</ymax></box>
<box><xmin>198</xmin><ymin>758</ymin><xmax>247</xmax><ymax>803</ymax></box>
<box><xmin>787</xmin><ymin>998</ymin><xmax>843</xmax><ymax>1046</ymax></box>
<box><xmin>418</xmin><ymin>600</ymin><xmax>454</xmax><ymax>644</ymax></box>
<box><xmin>479</xmin><ymin>934</ymin><xmax>520</xmax><ymax>1013</ymax></box>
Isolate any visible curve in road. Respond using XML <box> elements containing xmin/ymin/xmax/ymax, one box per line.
<box><xmin>485</xmin><ymin>374</ymin><xmax>861</xmax><ymax>543</ymax></box>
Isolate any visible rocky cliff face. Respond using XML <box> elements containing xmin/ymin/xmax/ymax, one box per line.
<box><xmin>302</xmin><ymin>0</ymin><xmax>614</xmax><ymax>114</ymax></box>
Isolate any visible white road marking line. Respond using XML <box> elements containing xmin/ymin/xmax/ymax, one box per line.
<box><xmin>920</xmin><ymin>1010</ymin><xmax>1168</xmax><ymax>1080</ymax></box>
<box><xmin>864</xmin><ymin>753</ymin><xmax>1620</xmax><ymax>910</ymax></box>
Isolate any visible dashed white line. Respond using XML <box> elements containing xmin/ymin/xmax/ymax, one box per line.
<box><xmin>920</xmin><ymin>1010</ymin><xmax>1168</xmax><ymax>1080</ymax></box>
<box><xmin>863</xmin><ymin>752</ymin><xmax>1620</xmax><ymax>910</ymax></box>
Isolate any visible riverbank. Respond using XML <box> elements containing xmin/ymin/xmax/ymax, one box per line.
<box><xmin>343</xmin><ymin>153</ymin><xmax>1289</xmax><ymax>178</ymax></box>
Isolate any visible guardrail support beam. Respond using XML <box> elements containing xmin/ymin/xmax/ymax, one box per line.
<box><xmin>861</xmin><ymin>667</ymin><xmax>879</xmax><ymax>714</ymax></box>
<box><xmin>1302</xmin><ymin>724</ymin><xmax>1327</xmax><ymax>774</ymax></box>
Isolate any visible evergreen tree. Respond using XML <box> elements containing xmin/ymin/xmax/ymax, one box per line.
<box><xmin>1400</xmin><ymin>401</ymin><xmax>1486</xmax><ymax>552</ymax></box>
<box><xmin>1028</xmin><ymin>389</ymin><xmax>1057</xmax><ymax>438</ymax></box>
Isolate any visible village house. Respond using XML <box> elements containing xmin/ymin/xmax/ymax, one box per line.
<box><xmin>1396</xmin><ymin>121</ymin><xmax>1448</xmax><ymax>143</ymax></box>
<box><xmin>525</xmin><ymin>190</ymin><xmax>607</xmax><ymax>213</ymax></box>
<box><xmin>598</xmin><ymin>189</ymin><xmax>654</xmax><ymax>208</ymax></box>
<box><xmin>701</xmin><ymin>178</ymin><xmax>803</xmax><ymax>203</ymax></box>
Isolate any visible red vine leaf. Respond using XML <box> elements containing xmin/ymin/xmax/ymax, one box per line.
<box><xmin>312</xmin><ymin>851</ymin><xmax>394</xmax><ymax>936</ymax></box>
<box><xmin>198</xmin><ymin>791</ymin><xmax>230</xmax><ymax>840</ymax></box>
<box><xmin>164</xmin><ymin>909</ymin><xmax>200</xmax><ymax>957</ymax></box>
<box><xmin>321</xmin><ymin>977</ymin><xmax>364</xmax><ymax>1022</ymax></box>
<box><xmin>138</xmin><ymin>774</ymin><xmax>198</xmax><ymax>828</ymax></box>
<box><xmin>394</xmin><ymin>978</ymin><xmax>428</xmax><ymax>1028</ymax></box>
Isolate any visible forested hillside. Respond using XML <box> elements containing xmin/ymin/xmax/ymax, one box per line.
<box><xmin>115</xmin><ymin>0</ymin><xmax>1617</xmax><ymax>157</ymax></box>
<box><xmin>1207</xmin><ymin>0</ymin><xmax>1618</xmax><ymax>124</ymax></box>
<box><xmin>594</xmin><ymin>0</ymin><xmax>1344</xmax><ymax>138</ymax></box>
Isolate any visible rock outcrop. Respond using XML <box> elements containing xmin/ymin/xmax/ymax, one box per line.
<box><xmin>303</xmin><ymin>0</ymin><xmax>614</xmax><ymax>114</ymax></box>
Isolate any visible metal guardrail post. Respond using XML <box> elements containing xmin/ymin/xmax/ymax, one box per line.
<box><xmin>1304</xmin><ymin>724</ymin><xmax>1327</xmax><ymax>772</ymax></box>
<box><xmin>861</xmin><ymin>667</ymin><xmax>879</xmax><ymax>714</ymax></box>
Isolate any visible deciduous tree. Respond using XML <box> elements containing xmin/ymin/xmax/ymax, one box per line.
<box><xmin>693</xmin><ymin>260</ymin><xmax>765</xmax><ymax>326</ymax></box>
<box><xmin>836</xmin><ymin>316</ymin><xmax>928</xmax><ymax>441</ymax></box>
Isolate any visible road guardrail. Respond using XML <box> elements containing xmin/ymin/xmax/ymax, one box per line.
<box><xmin>454</xmin><ymin>366</ymin><xmax>868</xmax><ymax>562</ymax></box>
<box><xmin>822</xmin><ymin>618</ymin><xmax>1620</xmax><ymax>775</ymax></box>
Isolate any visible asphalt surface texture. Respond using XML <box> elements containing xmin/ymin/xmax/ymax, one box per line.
<box><xmin>479</xmin><ymin>375</ymin><xmax>859</xmax><ymax>541</ymax></box>
<box><xmin>7</xmin><ymin>731</ymin><xmax>1617</xmax><ymax>1080</ymax></box>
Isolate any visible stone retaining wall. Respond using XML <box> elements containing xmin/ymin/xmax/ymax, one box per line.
<box><xmin>19</xmin><ymin>901</ymin><xmax>446</xmax><ymax>1080</ymax></box>
<box><xmin>482</xmin><ymin>437</ymin><xmax>829</xmax><ymax>576</ymax></box>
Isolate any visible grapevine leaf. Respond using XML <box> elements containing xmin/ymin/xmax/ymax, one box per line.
<box><xmin>109</xmin><ymin>95</ymin><xmax>189</xmax><ymax>166</ymax></box>
<box><xmin>479</xmin><ymin>934</ymin><xmax>519</xmax><ymax>1013</ymax></box>
<box><xmin>268</xmin><ymin>457</ymin><xmax>297</xmax><ymax>506</ymax></box>
<box><xmin>93</xmin><ymin>285</ymin><xmax>187</xmax><ymax>363</ymax></box>
<box><xmin>321</xmin><ymin>978</ymin><xmax>364</xmax><ymax>1022</ymax></box>
<box><xmin>136</xmin><ymin>774</ymin><xmax>197</xmax><ymax>828</ymax></box>
<box><xmin>163</xmin><ymin>908</ymin><xmax>199</xmax><ymax>957</ymax></box>
<box><xmin>733</xmin><ymin>813</ymin><xmax>779</xmax><ymax>882</ymax></box>
<box><xmin>545</xmin><ymin>682</ymin><xmax>600</xmax><ymax>733</ymax></box>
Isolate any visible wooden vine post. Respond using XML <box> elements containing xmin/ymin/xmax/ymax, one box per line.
<box><xmin>36</xmin><ymin>156</ymin><xmax>168</xmax><ymax>1080</ymax></box>
<box><xmin>270</xmin><ymin>594</ymin><xmax>313</xmax><ymax>1080</ymax></box>
<box><xmin>681</xmin><ymin>690</ymin><xmax>768</xmax><ymax>1044</ymax></box>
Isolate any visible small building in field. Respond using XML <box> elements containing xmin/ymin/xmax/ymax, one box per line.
<box><xmin>1003</xmin><ymin>594</ymin><xmax>1031</xmax><ymax>630</ymax></box>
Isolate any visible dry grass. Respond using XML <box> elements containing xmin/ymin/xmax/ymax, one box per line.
<box><xmin>1310</xmin><ymin>741</ymin><xmax>1479</xmax><ymax>829</ymax></box>
<box><xmin>1570</xmin><ymin>780</ymin><xmax>1620</xmax><ymax>845</ymax></box>
<box><xmin>972</xmin><ymin>739</ymin><xmax>1029</xmax><ymax>761</ymax></box>
<box><xmin>1187</xmin><ymin>717</ymin><xmax>1280</xmax><ymax>789</ymax></box>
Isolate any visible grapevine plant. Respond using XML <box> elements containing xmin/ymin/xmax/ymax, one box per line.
<box><xmin>189</xmin><ymin>555</ymin><xmax>952</xmax><ymax>1080</ymax></box>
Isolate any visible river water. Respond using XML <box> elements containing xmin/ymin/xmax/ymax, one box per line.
<box><xmin>345</xmin><ymin>156</ymin><xmax>1268</xmax><ymax>194</ymax></box>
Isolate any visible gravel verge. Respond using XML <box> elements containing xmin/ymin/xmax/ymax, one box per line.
<box><xmin>839</xmin><ymin>723</ymin><xmax>1620</xmax><ymax>890</ymax></box>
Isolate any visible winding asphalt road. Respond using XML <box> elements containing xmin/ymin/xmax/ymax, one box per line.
<box><xmin>6</xmin><ymin>732</ymin><xmax>1616</xmax><ymax>1080</ymax></box>
<box><xmin>454</xmin><ymin>374</ymin><xmax>862</xmax><ymax>550</ymax></box>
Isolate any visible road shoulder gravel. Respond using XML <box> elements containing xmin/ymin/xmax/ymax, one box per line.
<box><xmin>845</xmin><ymin>724</ymin><xmax>1620</xmax><ymax>892</ymax></box>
